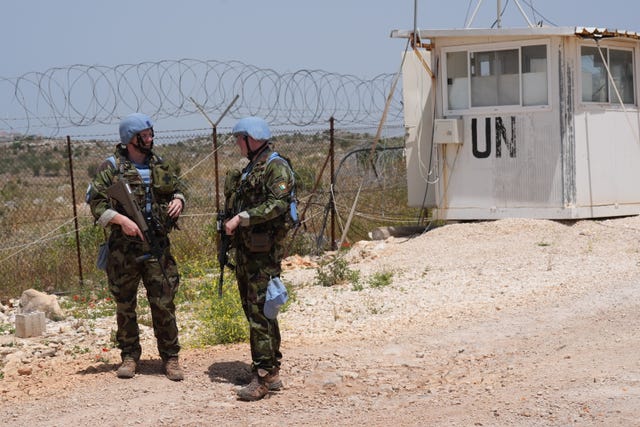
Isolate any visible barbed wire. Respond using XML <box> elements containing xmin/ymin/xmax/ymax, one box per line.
<box><xmin>0</xmin><ymin>58</ymin><xmax>404</xmax><ymax>135</ymax></box>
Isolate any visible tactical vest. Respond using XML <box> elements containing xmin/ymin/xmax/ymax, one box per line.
<box><xmin>107</xmin><ymin>149</ymin><xmax>179</xmax><ymax>235</ymax></box>
<box><xmin>237</xmin><ymin>151</ymin><xmax>299</xmax><ymax>228</ymax></box>
<box><xmin>264</xmin><ymin>152</ymin><xmax>299</xmax><ymax>227</ymax></box>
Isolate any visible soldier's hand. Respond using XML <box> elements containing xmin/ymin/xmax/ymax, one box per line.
<box><xmin>112</xmin><ymin>214</ymin><xmax>145</xmax><ymax>241</ymax></box>
<box><xmin>167</xmin><ymin>198</ymin><xmax>183</xmax><ymax>219</ymax></box>
<box><xmin>224</xmin><ymin>214</ymin><xmax>241</xmax><ymax>235</ymax></box>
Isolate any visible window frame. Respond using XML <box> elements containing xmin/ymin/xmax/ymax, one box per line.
<box><xmin>579</xmin><ymin>42</ymin><xmax>636</xmax><ymax>107</ymax></box>
<box><xmin>441</xmin><ymin>39</ymin><xmax>552</xmax><ymax>116</ymax></box>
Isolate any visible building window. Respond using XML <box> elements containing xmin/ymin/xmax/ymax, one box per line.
<box><xmin>471</xmin><ymin>49</ymin><xmax>519</xmax><ymax>107</ymax></box>
<box><xmin>581</xmin><ymin>46</ymin><xmax>635</xmax><ymax>104</ymax></box>
<box><xmin>446</xmin><ymin>51</ymin><xmax>469</xmax><ymax>109</ymax></box>
<box><xmin>445</xmin><ymin>44</ymin><xmax>548</xmax><ymax>111</ymax></box>
<box><xmin>522</xmin><ymin>45</ymin><xmax>548</xmax><ymax>106</ymax></box>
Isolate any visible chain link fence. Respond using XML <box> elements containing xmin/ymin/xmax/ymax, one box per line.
<box><xmin>0</xmin><ymin>121</ymin><xmax>422</xmax><ymax>297</ymax></box>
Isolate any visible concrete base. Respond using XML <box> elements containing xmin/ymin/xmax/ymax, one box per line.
<box><xmin>15</xmin><ymin>311</ymin><xmax>46</xmax><ymax>338</ymax></box>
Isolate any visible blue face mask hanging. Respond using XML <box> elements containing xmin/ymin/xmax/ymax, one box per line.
<box><xmin>264</xmin><ymin>276</ymin><xmax>288</xmax><ymax>319</ymax></box>
<box><xmin>96</xmin><ymin>241</ymin><xmax>109</xmax><ymax>271</ymax></box>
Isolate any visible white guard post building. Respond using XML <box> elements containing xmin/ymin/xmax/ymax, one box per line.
<box><xmin>391</xmin><ymin>21</ymin><xmax>640</xmax><ymax>220</ymax></box>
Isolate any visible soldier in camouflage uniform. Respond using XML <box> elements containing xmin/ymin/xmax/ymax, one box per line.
<box><xmin>224</xmin><ymin>116</ymin><xmax>296</xmax><ymax>401</ymax></box>
<box><xmin>88</xmin><ymin>113</ymin><xmax>187</xmax><ymax>381</ymax></box>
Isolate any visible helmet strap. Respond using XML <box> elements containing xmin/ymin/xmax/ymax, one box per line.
<box><xmin>133</xmin><ymin>129</ymin><xmax>154</xmax><ymax>155</ymax></box>
<box><xmin>246</xmin><ymin>136</ymin><xmax>269</xmax><ymax>161</ymax></box>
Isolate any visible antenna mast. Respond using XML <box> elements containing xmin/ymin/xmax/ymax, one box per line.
<box><xmin>413</xmin><ymin>0</ymin><xmax>418</xmax><ymax>46</ymax></box>
<box><xmin>465</xmin><ymin>0</ymin><xmax>535</xmax><ymax>28</ymax></box>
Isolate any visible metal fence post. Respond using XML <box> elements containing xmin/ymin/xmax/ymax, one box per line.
<box><xmin>66</xmin><ymin>135</ymin><xmax>84</xmax><ymax>286</ymax></box>
<box><xmin>329</xmin><ymin>117</ymin><xmax>336</xmax><ymax>250</ymax></box>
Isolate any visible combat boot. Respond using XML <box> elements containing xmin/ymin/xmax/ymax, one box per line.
<box><xmin>264</xmin><ymin>367</ymin><xmax>282</xmax><ymax>391</ymax></box>
<box><xmin>237</xmin><ymin>368</ymin><xmax>282</xmax><ymax>401</ymax></box>
<box><xmin>164</xmin><ymin>356</ymin><xmax>184</xmax><ymax>381</ymax></box>
<box><xmin>117</xmin><ymin>357</ymin><xmax>137</xmax><ymax>379</ymax></box>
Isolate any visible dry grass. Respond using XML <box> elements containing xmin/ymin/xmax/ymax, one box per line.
<box><xmin>0</xmin><ymin>132</ymin><xmax>417</xmax><ymax>298</ymax></box>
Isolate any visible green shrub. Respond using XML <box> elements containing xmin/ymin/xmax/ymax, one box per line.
<box><xmin>59</xmin><ymin>282</ymin><xmax>115</xmax><ymax>319</ymax></box>
<box><xmin>179</xmin><ymin>268</ymin><xmax>248</xmax><ymax>347</ymax></box>
<box><xmin>368</xmin><ymin>270</ymin><xmax>393</xmax><ymax>288</ymax></box>
<box><xmin>351</xmin><ymin>281</ymin><xmax>364</xmax><ymax>291</ymax></box>
<box><xmin>314</xmin><ymin>254</ymin><xmax>360</xmax><ymax>287</ymax></box>
<box><xmin>178</xmin><ymin>257</ymin><xmax>297</xmax><ymax>347</ymax></box>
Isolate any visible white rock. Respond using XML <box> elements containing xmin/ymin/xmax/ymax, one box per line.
<box><xmin>19</xmin><ymin>289</ymin><xmax>64</xmax><ymax>321</ymax></box>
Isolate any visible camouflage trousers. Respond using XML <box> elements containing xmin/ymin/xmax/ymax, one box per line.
<box><xmin>106</xmin><ymin>230</ymin><xmax>180</xmax><ymax>362</ymax></box>
<box><xmin>234</xmin><ymin>246</ymin><xmax>283</xmax><ymax>373</ymax></box>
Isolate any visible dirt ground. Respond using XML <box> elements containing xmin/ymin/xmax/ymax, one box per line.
<box><xmin>1</xmin><ymin>217</ymin><xmax>640</xmax><ymax>426</ymax></box>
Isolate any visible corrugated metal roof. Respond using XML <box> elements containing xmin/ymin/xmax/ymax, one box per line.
<box><xmin>390</xmin><ymin>26</ymin><xmax>575</xmax><ymax>39</ymax></box>
<box><xmin>391</xmin><ymin>26</ymin><xmax>640</xmax><ymax>41</ymax></box>
<box><xmin>575</xmin><ymin>27</ymin><xmax>640</xmax><ymax>40</ymax></box>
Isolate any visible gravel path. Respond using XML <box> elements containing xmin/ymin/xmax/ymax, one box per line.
<box><xmin>1</xmin><ymin>217</ymin><xmax>640</xmax><ymax>426</ymax></box>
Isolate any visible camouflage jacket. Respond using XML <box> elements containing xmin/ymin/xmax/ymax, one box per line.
<box><xmin>227</xmin><ymin>148</ymin><xmax>295</xmax><ymax>245</ymax></box>
<box><xmin>88</xmin><ymin>144</ymin><xmax>187</xmax><ymax>237</ymax></box>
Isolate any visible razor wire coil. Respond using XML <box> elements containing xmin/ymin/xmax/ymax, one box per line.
<box><xmin>1</xmin><ymin>58</ymin><xmax>403</xmax><ymax>135</ymax></box>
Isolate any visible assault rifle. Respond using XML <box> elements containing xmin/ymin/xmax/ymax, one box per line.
<box><xmin>106</xmin><ymin>180</ymin><xmax>170</xmax><ymax>285</ymax></box>
<box><xmin>216</xmin><ymin>211</ymin><xmax>231</xmax><ymax>298</ymax></box>
<box><xmin>191</xmin><ymin>95</ymin><xmax>240</xmax><ymax>299</ymax></box>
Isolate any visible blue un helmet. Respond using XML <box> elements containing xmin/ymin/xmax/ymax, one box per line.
<box><xmin>119</xmin><ymin>113</ymin><xmax>154</xmax><ymax>145</ymax></box>
<box><xmin>232</xmin><ymin>116</ymin><xmax>271</xmax><ymax>141</ymax></box>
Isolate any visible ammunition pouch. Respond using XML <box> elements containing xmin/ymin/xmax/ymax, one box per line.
<box><xmin>248</xmin><ymin>231</ymin><xmax>273</xmax><ymax>253</ymax></box>
<box><xmin>224</xmin><ymin>169</ymin><xmax>242</xmax><ymax>199</ymax></box>
<box><xmin>151</xmin><ymin>162</ymin><xmax>178</xmax><ymax>195</ymax></box>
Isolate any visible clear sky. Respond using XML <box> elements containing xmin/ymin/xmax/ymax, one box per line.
<box><xmin>2</xmin><ymin>0</ymin><xmax>639</xmax><ymax>136</ymax></box>
<box><xmin>3</xmin><ymin>0</ymin><xmax>638</xmax><ymax>78</ymax></box>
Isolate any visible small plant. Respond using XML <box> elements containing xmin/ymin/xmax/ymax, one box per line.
<box><xmin>537</xmin><ymin>241</ymin><xmax>551</xmax><ymax>247</ymax></box>
<box><xmin>368</xmin><ymin>270</ymin><xmax>393</xmax><ymax>288</ymax></box>
<box><xmin>364</xmin><ymin>297</ymin><xmax>382</xmax><ymax>315</ymax></box>
<box><xmin>422</xmin><ymin>266</ymin><xmax>431</xmax><ymax>277</ymax></box>
<box><xmin>60</xmin><ymin>281</ymin><xmax>115</xmax><ymax>320</ymax></box>
<box><xmin>70</xmin><ymin>345</ymin><xmax>90</xmax><ymax>355</ymax></box>
<box><xmin>94</xmin><ymin>348</ymin><xmax>111</xmax><ymax>364</ymax></box>
<box><xmin>179</xmin><ymin>270</ymin><xmax>249</xmax><ymax>347</ymax></box>
<box><xmin>314</xmin><ymin>255</ymin><xmax>359</xmax><ymax>287</ymax></box>
<box><xmin>0</xmin><ymin>324</ymin><xmax>15</xmax><ymax>335</ymax></box>
<box><xmin>176</xmin><ymin>258</ymin><xmax>216</xmax><ymax>284</ymax></box>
